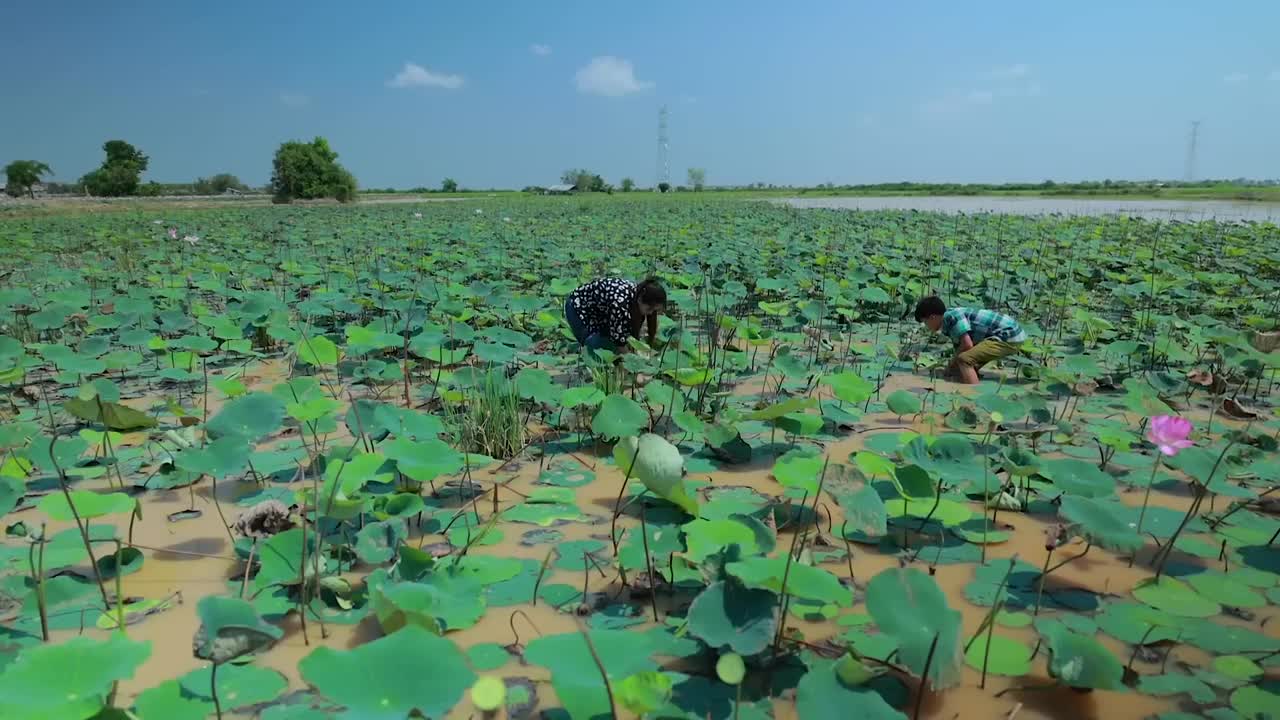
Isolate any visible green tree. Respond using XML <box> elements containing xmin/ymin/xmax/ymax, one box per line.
<box><xmin>81</xmin><ymin>140</ymin><xmax>149</xmax><ymax>196</ymax></box>
<box><xmin>270</xmin><ymin>137</ymin><xmax>357</xmax><ymax>203</ymax></box>
<box><xmin>657</xmin><ymin>182</ymin><xmax>671</xmax><ymax>193</ymax></box>
<box><xmin>620</xmin><ymin>177</ymin><xmax>635</xmax><ymax>192</ymax></box>
<box><xmin>193</xmin><ymin>173</ymin><xmax>247</xmax><ymax>194</ymax></box>
<box><xmin>441</xmin><ymin>177</ymin><xmax>458</xmax><ymax>193</ymax></box>
<box><xmin>561</xmin><ymin>168</ymin><xmax>605</xmax><ymax>192</ymax></box>
<box><xmin>3</xmin><ymin>160</ymin><xmax>52</xmax><ymax>198</ymax></box>
<box><xmin>687</xmin><ymin>167</ymin><xmax>706</xmax><ymax>191</ymax></box>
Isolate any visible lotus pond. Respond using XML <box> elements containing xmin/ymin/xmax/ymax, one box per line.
<box><xmin>0</xmin><ymin>198</ymin><xmax>1278</xmax><ymax>720</ymax></box>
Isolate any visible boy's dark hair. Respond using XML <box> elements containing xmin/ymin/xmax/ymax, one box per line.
<box><xmin>636</xmin><ymin>277</ymin><xmax>667</xmax><ymax>306</ymax></box>
<box><xmin>913</xmin><ymin>296</ymin><xmax>946</xmax><ymax>321</ymax></box>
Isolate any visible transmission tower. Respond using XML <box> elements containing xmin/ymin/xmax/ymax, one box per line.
<box><xmin>656</xmin><ymin>105</ymin><xmax>670</xmax><ymax>190</ymax></box>
<box><xmin>1184</xmin><ymin>121</ymin><xmax>1200</xmax><ymax>182</ymax></box>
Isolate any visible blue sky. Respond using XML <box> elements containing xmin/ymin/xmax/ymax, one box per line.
<box><xmin>2</xmin><ymin>1</ymin><xmax>1277</xmax><ymax>189</ymax></box>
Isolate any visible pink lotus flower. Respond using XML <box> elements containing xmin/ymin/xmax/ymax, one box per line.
<box><xmin>1147</xmin><ymin>415</ymin><xmax>1192</xmax><ymax>456</ymax></box>
<box><xmin>168</xmin><ymin>227</ymin><xmax>178</xmax><ymax>240</ymax></box>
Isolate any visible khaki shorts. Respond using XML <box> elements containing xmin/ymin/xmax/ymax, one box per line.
<box><xmin>957</xmin><ymin>338</ymin><xmax>1022</xmax><ymax>368</ymax></box>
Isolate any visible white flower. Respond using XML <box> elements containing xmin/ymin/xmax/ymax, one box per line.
<box><xmin>183</xmin><ymin>235</ymin><xmax>200</xmax><ymax>246</ymax></box>
<box><xmin>503</xmin><ymin>216</ymin><xmax>511</xmax><ymax>222</ymax></box>
<box><xmin>413</xmin><ymin>212</ymin><xmax>422</xmax><ymax>219</ymax></box>
<box><xmin>475</xmin><ymin>208</ymin><xmax>483</xmax><ymax>214</ymax></box>
<box><xmin>152</xmin><ymin>219</ymin><xmax>164</xmax><ymax>225</ymax></box>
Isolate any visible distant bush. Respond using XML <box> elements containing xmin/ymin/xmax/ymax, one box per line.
<box><xmin>441</xmin><ymin>178</ymin><xmax>458</xmax><ymax>193</ymax></box>
<box><xmin>270</xmin><ymin>137</ymin><xmax>357</xmax><ymax>203</ymax></box>
<box><xmin>193</xmin><ymin>173</ymin><xmax>248</xmax><ymax>195</ymax></box>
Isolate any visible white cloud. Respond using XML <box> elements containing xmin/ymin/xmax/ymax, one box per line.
<box><xmin>966</xmin><ymin>90</ymin><xmax>994</xmax><ymax>104</ymax></box>
<box><xmin>1223</xmin><ymin>72</ymin><xmax>1249</xmax><ymax>85</ymax></box>
<box><xmin>1271</xmin><ymin>69</ymin><xmax>1280</xmax><ymax>82</ymax></box>
<box><xmin>574</xmin><ymin>56</ymin><xmax>653</xmax><ymax>97</ymax></box>
<box><xmin>388</xmin><ymin>62</ymin><xmax>465</xmax><ymax>89</ymax></box>
<box><xmin>990</xmin><ymin>63</ymin><xmax>1031</xmax><ymax>79</ymax></box>
<box><xmin>531</xmin><ymin>44</ymin><xmax>552</xmax><ymax>56</ymax></box>
<box><xmin>279</xmin><ymin>93</ymin><xmax>309</xmax><ymax>107</ymax></box>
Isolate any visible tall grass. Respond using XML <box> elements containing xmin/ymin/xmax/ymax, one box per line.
<box><xmin>455</xmin><ymin>371</ymin><xmax>526</xmax><ymax>459</ymax></box>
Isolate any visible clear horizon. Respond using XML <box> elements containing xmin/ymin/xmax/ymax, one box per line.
<box><xmin>2</xmin><ymin>1</ymin><xmax>1277</xmax><ymax>189</ymax></box>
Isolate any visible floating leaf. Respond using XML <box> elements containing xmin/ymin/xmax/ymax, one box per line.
<box><xmin>1043</xmin><ymin>626</ymin><xmax>1124</xmax><ymax>690</ymax></box>
<box><xmin>865</xmin><ymin>567</ymin><xmax>963</xmax><ymax>688</ymax></box>
<box><xmin>727</xmin><ymin>556</ymin><xmax>851</xmax><ymax>606</ymax></box>
<box><xmin>1059</xmin><ymin>496</ymin><xmax>1142</xmax><ymax>552</ymax></box>
<box><xmin>206</xmin><ymin>392</ymin><xmax>285</xmax><ymax>442</ymax></box>
<box><xmin>179</xmin><ymin>663</ymin><xmax>287</xmax><ymax>710</ymax></box>
<box><xmin>0</xmin><ymin>632</ymin><xmax>151</xmax><ymax>719</ymax></box>
<box><xmin>38</xmin><ymin>490</ymin><xmax>134</xmax><ymax>521</ymax></box>
<box><xmin>963</xmin><ymin>634</ymin><xmax>1033</xmax><ymax>677</ymax></box>
<box><xmin>686</xmin><ymin>580</ymin><xmax>779</xmax><ymax>656</ymax></box>
<box><xmin>300</xmin><ymin>625</ymin><xmax>474</xmax><ymax>719</ymax></box>
<box><xmin>524</xmin><ymin>630</ymin><xmax>659</xmax><ymax>720</ymax></box>
<box><xmin>1133</xmin><ymin>577</ymin><xmax>1221</xmax><ymax>618</ymax></box>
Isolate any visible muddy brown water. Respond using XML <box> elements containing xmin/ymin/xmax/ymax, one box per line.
<box><xmin>11</xmin><ymin>362</ymin><xmax>1275</xmax><ymax>719</ymax></box>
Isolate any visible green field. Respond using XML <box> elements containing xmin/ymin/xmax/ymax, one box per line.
<box><xmin>0</xmin><ymin>198</ymin><xmax>1278</xmax><ymax>719</ymax></box>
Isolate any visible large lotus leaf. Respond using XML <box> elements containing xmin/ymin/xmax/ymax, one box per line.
<box><xmin>300</xmin><ymin>625</ymin><xmax>473</xmax><ymax>719</ymax></box>
<box><xmin>616</xmin><ymin>671</ymin><xmax>674</xmax><ymax>716</ymax></box>
<box><xmin>296</xmin><ymin>334</ymin><xmax>340</xmax><ymax>366</ymax></box>
<box><xmin>1042</xmin><ymin>626</ymin><xmax>1124</xmax><ymax>690</ymax></box>
<box><xmin>371</xmin><ymin>571</ymin><xmax>485</xmax><ymax>634</ymax></box>
<box><xmin>38</xmin><ymin>489</ymin><xmax>135</xmax><ymax>521</ymax></box>
<box><xmin>254</xmin><ymin>527</ymin><xmax>313</xmax><ymax>588</ymax></box>
<box><xmin>179</xmin><ymin>662</ymin><xmax>287</xmax><ymax>710</ymax></box>
<box><xmin>27</xmin><ymin>434</ymin><xmax>88</xmax><ymax>475</ymax></box>
<box><xmin>745</xmin><ymin>397</ymin><xmax>817</xmax><ymax>421</ymax></box>
<box><xmin>885</xmin><ymin>390</ymin><xmax>922</xmax><ymax>416</ymax></box>
<box><xmin>773</xmin><ymin>446</ymin><xmax>825</xmax><ymax>494</ymax></box>
<box><xmin>592</xmin><ymin>394</ymin><xmax>649</xmax><ymax>439</ymax></box>
<box><xmin>975</xmin><ymin>392</ymin><xmax>1026</xmax><ymax>422</ymax></box>
<box><xmin>524</xmin><ymin>630</ymin><xmax>659</xmax><ymax>720</ymax></box>
<box><xmin>614</xmin><ymin>434</ymin><xmax>698</xmax><ymax>515</ymax></box>
<box><xmin>323</xmin><ymin>451</ymin><xmax>392</xmax><ymax>496</ymax></box>
<box><xmin>686</xmin><ymin>580</ymin><xmax>779</xmax><ymax>656</ymax></box>
<box><xmin>705</xmin><ymin>422</ymin><xmax>752</xmax><ymax>464</ymax></box>
<box><xmin>0</xmin><ymin>632</ymin><xmax>151</xmax><ymax>720</ymax></box>
<box><xmin>0</xmin><ymin>476</ymin><xmax>23</xmax><ymax>517</ymax></box>
<box><xmin>1132</xmin><ymin>577</ymin><xmax>1220</xmax><ymax>618</ymax></box>
<box><xmin>560</xmin><ymin>385</ymin><xmax>606</xmax><ymax>409</ymax></box>
<box><xmin>206</xmin><ymin>392</ymin><xmax>285</xmax><ymax>442</ymax></box>
<box><xmin>865</xmin><ymin>567</ymin><xmax>963</xmax><ymax>688</ymax></box>
<box><xmin>1185</xmin><ymin>571</ymin><xmax>1267</xmax><ymax>608</ymax></box>
<box><xmin>1039</xmin><ymin>458</ymin><xmax>1116</xmax><ymax>498</ymax></box>
<box><xmin>1230</xmin><ymin>680</ymin><xmax>1280</xmax><ymax>718</ymax></box>
<box><xmin>1095</xmin><ymin>602</ymin><xmax>1183</xmax><ymax>645</ymax></box>
<box><xmin>383</xmin><ymin>437</ymin><xmax>463</xmax><ymax>484</ymax></box>
<box><xmin>514</xmin><ymin>368</ymin><xmax>560</xmax><ymax>405</ymax></box>
<box><xmin>824</xmin><ymin>372</ymin><xmax>875</xmax><ymax>404</ymax></box>
<box><xmin>174</xmin><ymin>436</ymin><xmax>251</xmax><ymax>479</ymax></box>
<box><xmin>1058</xmin><ymin>496</ymin><xmax>1142</xmax><ymax>552</ymax></box>
<box><xmin>833</xmin><ymin>482</ymin><xmax>888</xmax><ymax>538</ymax></box>
<box><xmin>355</xmin><ymin>520</ymin><xmax>406</xmax><ymax>565</ymax></box>
<box><xmin>62</xmin><ymin>398</ymin><xmax>157</xmax><ymax>431</ymax></box>
<box><xmin>889</xmin><ymin>464</ymin><xmax>936</xmax><ymax>502</ymax></box>
<box><xmin>683</xmin><ymin>515</ymin><xmax>774</xmax><ymax>563</ymax></box>
<box><xmin>726</xmin><ymin>556</ymin><xmax>850</xmax><ymax>606</ymax></box>
<box><xmin>796</xmin><ymin>660</ymin><xmax>907</xmax><ymax>720</ymax></box>
<box><xmin>1181</xmin><ymin>619</ymin><xmax>1280</xmax><ymax>654</ymax></box>
<box><xmin>132</xmin><ymin>679</ymin><xmax>214</xmax><ymax>720</ymax></box>
<box><xmin>963</xmin><ymin>634</ymin><xmax>1033</xmax><ymax>677</ymax></box>
<box><xmin>195</xmin><ymin>596</ymin><xmax>283</xmax><ymax>664</ymax></box>
<box><xmin>1138</xmin><ymin>673</ymin><xmax>1216</xmax><ymax>703</ymax></box>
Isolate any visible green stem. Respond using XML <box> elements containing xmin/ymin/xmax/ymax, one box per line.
<box><xmin>1130</xmin><ymin>455</ymin><xmax>1162</xmax><ymax>567</ymax></box>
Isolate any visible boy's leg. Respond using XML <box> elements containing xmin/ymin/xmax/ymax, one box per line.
<box><xmin>956</xmin><ymin>339</ymin><xmax>1019</xmax><ymax>382</ymax></box>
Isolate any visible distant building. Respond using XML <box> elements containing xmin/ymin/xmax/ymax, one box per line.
<box><xmin>545</xmin><ymin>184</ymin><xmax>576</xmax><ymax>195</ymax></box>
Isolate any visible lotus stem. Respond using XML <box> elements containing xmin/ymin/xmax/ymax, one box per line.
<box><xmin>210</xmin><ymin>662</ymin><xmax>223</xmax><ymax>720</ymax></box>
<box><xmin>31</xmin><ymin>523</ymin><xmax>49</xmax><ymax>642</ymax></box>
<box><xmin>913</xmin><ymin>633</ymin><xmax>940</xmax><ymax>720</ymax></box>
<box><xmin>206</xmin><ymin>473</ymin><xmax>238</xmax><ymax>549</ymax></box>
<box><xmin>531</xmin><ymin>548</ymin><xmax>554</xmax><ymax>606</ymax></box>
<box><xmin>1130</xmin><ymin>455</ymin><xmax>1162</xmax><ymax>567</ymax></box>
<box><xmin>241</xmin><ymin>539</ymin><xmax>256</xmax><ymax>599</ymax></box>
<box><xmin>298</xmin><ymin>513</ymin><xmax>310</xmax><ymax>646</ymax></box>
<box><xmin>113</xmin><ymin>540</ymin><xmax>125</xmax><ymax>632</ymax></box>
<box><xmin>1033</xmin><ymin>547</ymin><xmax>1053</xmax><ymax>617</ymax></box>
<box><xmin>639</xmin><ymin>503</ymin><xmax>659</xmax><ymax>622</ymax></box>
<box><xmin>575</xmin><ymin>619</ymin><xmax>616</xmax><ymax>720</ymax></box>
<box><xmin>46</xmin><ymin>433</ymin><xmax>111</xmax><ymax>609</ymax></box>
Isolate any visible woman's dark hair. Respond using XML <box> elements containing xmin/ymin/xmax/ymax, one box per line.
<box><xmin>913</xmin><ymin>295</ymin><xmax>946</xmax><ymax>321</ymax></box>
<box><xmin>636</xmin><ymin>277</ymin><xmax>667</xmax><ymax>306</ymax></box>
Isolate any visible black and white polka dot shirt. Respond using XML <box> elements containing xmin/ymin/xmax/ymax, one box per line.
<box><xmin>569</xmin><ymin>277</ymin><xmax>636</xmax><ymax>346</ymax></box>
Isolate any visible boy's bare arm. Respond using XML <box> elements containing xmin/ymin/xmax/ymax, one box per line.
<box><xmin>951</xmin><ymin>333</ymin><xmax>974</xmax><ymax>363</ymax></box>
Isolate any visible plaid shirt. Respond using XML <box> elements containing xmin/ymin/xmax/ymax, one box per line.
<box><xmin>942</xmin><ymin>307</ymin><xmax>1026</xmax><ymax>345</ymax></box>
